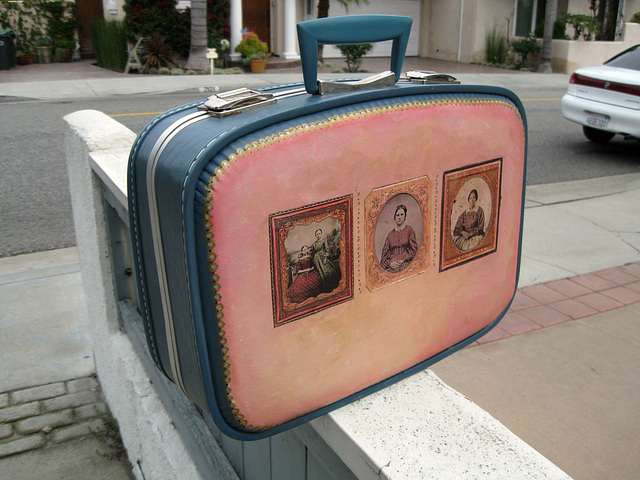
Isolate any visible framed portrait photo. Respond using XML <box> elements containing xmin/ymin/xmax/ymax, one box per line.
<box><xmin>269</xmin><ymin>195</ymin><xmax>353</xmax><ymax>326</ymax></box>
<box><xmin>440</xmin><ymin>158</ymin><xmax>502</xmax><ymax>271</ymax></box>
<box><xmin>365</xmin><ymin>176</ymin><xmax>431</xmax><ymax>292</ymax></box>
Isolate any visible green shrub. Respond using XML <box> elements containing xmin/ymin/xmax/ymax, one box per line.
<box><xmin>91</xmin><ymin>20</ymin><xmax>128</xmax><ymax>72</ymax></box>
<box><xmin>123</xmin><ymin>0</ymin><xmax>190</xmax><ymax>58</ymax></box>
<box><xmin>510</xmin><ymin>33</ymin><xmax>540</xmax><ymax>68</ymax></box>
<box><xmin>142</xmin><ymin>32</ymin><xmax>173</xmax><ymax>72</ymax></box>
<box><xmin>158</xmin><ymin>67</ymin><xmax>171</xmax><ymax>75</ymax></box>
<box><xmin>485</xmin><ymin>27</ymin><xmax>508</xmax><ymax>64</ymax></box>
<box><xmin>631</xmin><ymin>12</ymin><xmax>640</xmax><ymax>23</ymax></box>
<box><xmin>534</xmin><ymin>18</ymin><xmax>570</xmax><ymax>40</ymax></box>
<box><xmin>562</xmin><ymin>13</ymin><xmax>601</xmax><ymax>40</ymax></box>
<box><xmin>336</xmin><ymin>43</ymin><xmax>373</xmax><ymax>72</ymax></box>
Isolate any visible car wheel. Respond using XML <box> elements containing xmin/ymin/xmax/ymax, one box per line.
<box><xmin>583</xmin><ymin>126</ymin><xmax>615</xmax><ymax>144</ymax></box>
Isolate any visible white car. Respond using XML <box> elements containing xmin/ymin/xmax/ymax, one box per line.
<box><xmin>561</xmin><ymin>44</ymin><xmax>640</xmax><ymax>144</ymax></box>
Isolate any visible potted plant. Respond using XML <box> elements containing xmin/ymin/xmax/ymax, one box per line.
<box><xmin>234</xmin><ymin>31</ymin><xmax>268</xmax><ymax>73</ymax></box>
<box><xmin>16</xmin><ymin>48</ymin><xmax>35</xmax><ymax>65</ymax></box>
<box><xmin>36</xmin><ymin>37</ymin><xmax>52</xmax><ymax>63</ymax></box>
<box><xmin>54</xmin><ymin>38</ymin><xmax>75</xmax><ymax>62</ymax></box>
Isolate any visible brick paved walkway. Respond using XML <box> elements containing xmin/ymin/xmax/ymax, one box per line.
<box><xmin>0</xmin><ymin>375</ymin><xmax>108</xmax><ymax>458</ymax></box>
<box><xmin>475</xmin><ymin>262</ymin><xmax>640</xmax><ymax>346</ymax></box>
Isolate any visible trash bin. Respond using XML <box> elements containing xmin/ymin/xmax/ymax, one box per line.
<box><xmin>0</xmin><ymin>31</ymin><xmax>15</xmax><ymax>70</ymax></box>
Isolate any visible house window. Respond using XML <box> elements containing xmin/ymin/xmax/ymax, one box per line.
<box><xmin>515</xmin><ymin>0</ymin><xmax>537</xmax><ymax>36</ymax></box>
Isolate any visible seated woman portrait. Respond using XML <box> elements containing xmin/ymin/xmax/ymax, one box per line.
<box><xmin>452</xmin><ymin>189</ymin><xmax>485</xmax><ymax>251</ymax></box>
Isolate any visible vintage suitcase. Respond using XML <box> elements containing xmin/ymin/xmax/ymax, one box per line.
<box><xmin>128</xmin><ymin>15</ymin><xmax>527</xmax><ymax>440</ymax></box>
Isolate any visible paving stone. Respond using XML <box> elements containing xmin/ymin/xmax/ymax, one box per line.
<box><xmin>15</xmin><ymin>410</ymin><xmax>74</xmax><ymax>435</ymax></box>
<box><xmin>0</xmin><ymin>434</ymin><xmax>45</xmax><ymax>458</ymax></box>
<box><xmin>509</xmin><ymin>291</ymin><xmax>540</xmax><ymax>311</ymax></box>
<box><xmin>518</xmin><ymin>304</ymin><xmax>572</xmax><ymax>327</ymax></box>
<box><xmin>50</xmin><ymin>419</ymin><xmax>104</xmax><ymax>444</ymax></box>
<box><xmin>546</xmin><ymin>278</ymin><xmax>593</xmax><ymax>298</ymax></box>
<box><xmin>575</xmin><ymin>292</ymin><xmax>624</xmax><ymax>312</ymax></box>
<box><xmin>548</xmin><ymin>299</ymin><xmax>599</xmax><ymax>320</ymax></box>
<box><xmin>66</xmin><ymin>377</ymin><xmax>99</xmax><ymax>394</ymax></box>
<box><xmin>593</xmin><ymin>267</ymin><xmax>638</xmax><ymax>286</ymax></box>
<box><xmin>11</xmin><ymin>382</ymin><xmax>66</xmax><ymax>404</ymax></box>
<box><xmin>620</xmin><ymin>263</ymin><xmax>640</xmax><ymax>279</ymax></box>
<box><xmin>0</xmin><ymin>393</ymin><xmax>8</xmax><ymax>408</ymax></box>
<box><xmin>626</xmin><ymin>281</ymin><xmax>640</xmax><ymax>294</ymax></box>
<box><xmin>600</xmin><ymin>286</ymin><xmax>640</xmax><ymax>305</ymax></box>
<box><xmin>571</xmin><ymin>273</ymin><xmax>617</xmax><ymax>292</ymax></box>
<box><xmin>475</xmin><ymin>326</ymin><xmax>511</xmax><ymax>345</ymax></box>
<box><xmin>43</xmin><ymin>390</ymin><xmax>99</xmax><ymax>412</ymax></box>
<box><xmin>75</xmin><ymin>402</ymin><xmax>107</xmax><ymax>421</ymax></box>
<box><xmin>499</xmin><ymin>311</ymin><xmax>542</xmax><ymax>335</ymax></box>
<box><xmin>0</xmin><ymin>402</ymin><xmax>40</xmax><ymax>423</ymax></box>
<box><xmin>0</xmin><ymin>423</ymin><xmax>12</xmax><ymax>440</ymax></box>
<box><xmin>519</xmin><ymin>284</ymin><xmax>568</xmax><ymax>304</ymax></box>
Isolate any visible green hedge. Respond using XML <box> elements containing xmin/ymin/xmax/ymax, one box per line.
<box><xmin>91</xmin><ymin>19</ymin><xmax>128</xmax><ymax>72</ymax></box>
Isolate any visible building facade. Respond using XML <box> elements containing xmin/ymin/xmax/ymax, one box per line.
<box><xmin>102</xmin><ymin>0</ymin><xmax>640</xmax><ymax>63</ymax></box>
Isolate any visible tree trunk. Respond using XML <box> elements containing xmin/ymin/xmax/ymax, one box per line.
<box><xmin>603</xmin><ymin>0</ymin><xmax>620</xmax><ymax>40</ymax></box>
<box><xmin>186</xmin><ymin>0</ymin><xmax>209</xmax><ymax>70</ymax></box>
<box><xmin>316</xmin><ymin>0</ymin><xmax>330</xmax><ymax>63</ymax></box>
<box><xmin>538</xmin><ymin>0</ymin><xmax>557</xmax><ymax>73</ymax></box>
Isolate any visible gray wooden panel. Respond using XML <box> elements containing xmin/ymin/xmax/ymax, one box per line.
<box><xmin>221</xmin><ymin>435</ymin><xmax>245</xmax><ymax>477</ymax></box>
<box><xmin>295</xmin><ymin>424</ymin><xmax>358</xmax><ymax>480</ymax></box>
<box><xmin>243</xmin><ymin>437</ymin><xmax>271</xmax><ymax>480</ymax></box>
<box><xmin>271</xmin><ymin>430</ymin><xmax>307</xmax><ymax>480</ymax></box>
<box><xmin>307</xmin><ymin>451</ymin><xmax>332</xmax><ymax>480</ymax></box>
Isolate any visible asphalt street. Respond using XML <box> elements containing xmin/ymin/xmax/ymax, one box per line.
<box><xmin>0</xmin><ymin>62</ymin><xmax>638</xmax><ymax>257</ymax></box>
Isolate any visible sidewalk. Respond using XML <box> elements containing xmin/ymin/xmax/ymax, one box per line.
<box><xmin>1</xmin><ymin>59</ymin><xmax>638</xmax><ymax>479</ymax></box>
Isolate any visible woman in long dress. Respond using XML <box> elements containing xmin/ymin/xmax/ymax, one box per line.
<box><xmin>453</xmin><ymin>189</ymin><xmax>485</xmax><ymax>251</ymax></box>
<box><xmin>380</xmin><ymin>205</ymin><xmax>418</xmax><ymax>273</ymax></box>
<box><xmin>288</xmin><ymin>245</ymin><xmax>323</xmax><ymax>304</ymax></box>
<box><xmin>311</xmin><ymin>229</ymin><xmax>341</xmax><ymax>293</ymax></box>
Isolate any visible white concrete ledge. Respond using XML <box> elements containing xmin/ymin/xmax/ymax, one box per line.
<box><xmin>312</xmin><ymin>370</ymin><xmax>571</xmax><ymax>480</ymax></box>
<box><xmin>64</xmin><ymin>110</ymin><xmax>234</xmax><ymax>480</ymax></box>
<box><xmin>64</xmin><ymin>109</ymin><xmax>571</xmax><ymax>479</ymax></box>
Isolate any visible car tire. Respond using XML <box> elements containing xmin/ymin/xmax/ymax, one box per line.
<box><xmin>583</xmin><ymin>126</ymin><xmax>615</xmax><ymax>144</ymax></box>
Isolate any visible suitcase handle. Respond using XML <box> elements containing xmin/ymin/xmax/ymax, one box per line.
<box><xmin>297</xmin><ymin>15</ymin><xmax>412</xmax><ymax>95</ymax></box>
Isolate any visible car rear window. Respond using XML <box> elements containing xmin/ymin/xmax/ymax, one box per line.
<box><xmin>604</xmin><ymin>44</ymin><xmax>640</xmax><ymax>71</ymax></box>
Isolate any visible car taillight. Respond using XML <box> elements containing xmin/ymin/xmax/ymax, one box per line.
<box><xmin>570</xmin><ymin>73</ymin><xmax>640</xmax><ymax>97</ymax></box>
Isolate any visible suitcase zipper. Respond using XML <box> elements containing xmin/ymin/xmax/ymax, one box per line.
<box><xmin>146</xmin><ymin>111</ymin><xmax>209</xmax><ymax>395</ymax></box>
<box><xmin>144</xmin><ymin>85</ymin><xmax>306</xmax><ymax>394</ymax></box>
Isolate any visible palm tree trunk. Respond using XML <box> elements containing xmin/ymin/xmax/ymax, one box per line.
<box><xmin>316</xmin><ymin>0</ymin><xmax>330</xmax><ymax>63</ymax></box>
<box><xmin>538</xmin><ymin>0</ymin><xmax>557</xmax><ymax>73</ymax></box>
<box><xmin>186</xmin><ymin>0</ymin><xmax>209</xmax><ymax>70</ymax></box>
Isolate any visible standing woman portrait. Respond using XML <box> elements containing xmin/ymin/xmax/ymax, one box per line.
<box><xmin>380</xmin><ymin>205</ymin><xmax>418</xmax><ymax>273</ymax></box>
<box><xmin>311</xmin><ymin>229</ymin><xmax>342</xmax><ymax>293</ymax></box>
<box><xmin>453</xmin><ymin>189</ymin><xmax>485</xmax><ymax>251</ymax></box>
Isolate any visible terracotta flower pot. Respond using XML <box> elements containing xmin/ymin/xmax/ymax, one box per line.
<box><xmin>17</xmin><ymin>54</ymin><xmax>35</xmax><ymax>66</ymax></box>
<box><xmin>250</xmin><ymin>58</ymin><xmax>267</xmax><ymax>73</ymax></box>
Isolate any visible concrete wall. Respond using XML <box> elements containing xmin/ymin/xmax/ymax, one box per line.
<box><xmin>552</xmin><ymin>22</ymin><xmax>640</xmax><ymax>73</ymax></box>
<box><xmin>419</xmin><ymin>0</ymin><xmax>514</xmax><ymax>63</ymax></box>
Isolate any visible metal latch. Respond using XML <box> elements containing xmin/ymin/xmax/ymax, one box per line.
<box><xmin>404</xmin><ymin>71</ymin><xmax>460</xmax><ymax>84</ymax></box>
<box><xmin>317</xmin><ymin>71</ymin><xmax>397</xmax><ymax>95</ymax></box>
<box><xmin>199</xmin><ymin>88</ymin><xmax>276</xmax><ymax>117</ymax></box>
